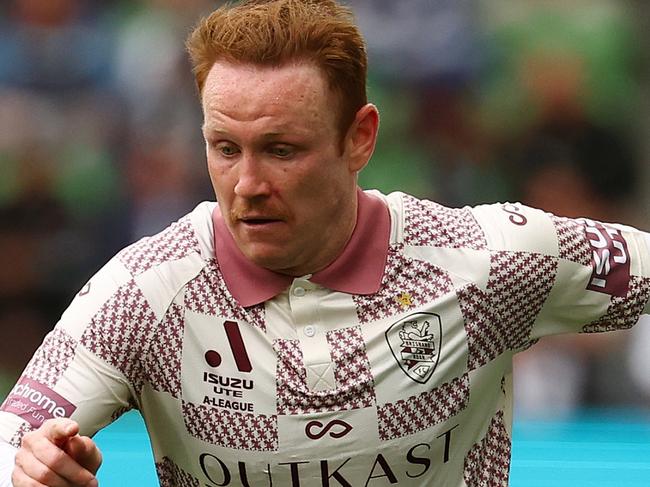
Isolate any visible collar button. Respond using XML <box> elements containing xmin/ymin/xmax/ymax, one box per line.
<box><xmin>293</xmin><ymin>286</ymin><xmax>306</xmax><ymax>297</ymax></box>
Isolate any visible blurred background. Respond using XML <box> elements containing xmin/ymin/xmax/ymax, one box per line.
<box><xmin>1</xmin><ymin>0</ymin><xmax>650</xmax><ymax>419</ymax></box>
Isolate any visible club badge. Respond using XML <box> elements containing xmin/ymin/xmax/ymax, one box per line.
<box><xmin>386</xmin><ymin>312</ymin><xmax>442</xmax><ymax>384</ymax></box>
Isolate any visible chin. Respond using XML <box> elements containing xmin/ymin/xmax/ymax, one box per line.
<box><xmin>244</xmin><ymin>248</ymin><xmax>292</xmax><ymax>272</ymax></box>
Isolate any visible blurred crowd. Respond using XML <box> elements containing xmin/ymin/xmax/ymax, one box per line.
<box><xmin>1</xmin><ymin>0</ymin><xmax>649</xmax><ymax>418</ymax></box>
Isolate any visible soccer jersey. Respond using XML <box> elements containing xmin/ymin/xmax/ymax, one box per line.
<box><xmin>2</xmin><ymin>189</ymin><xmax>650</xmax><ymax>486</ymax></box>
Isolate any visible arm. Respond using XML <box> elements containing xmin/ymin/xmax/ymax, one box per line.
<box><xmin>470</xmin><ymin>203</ymin><xmax>650</xmax><ymax>341</ymax></box>
<box><xmin>0</xmin><ymin>259</ymin><xmax>141</xmax><ymax>485</ymax></box>
<box><xmin>11</xmin><ymin>419</ymin><xmax>101</xmax><ymax>487</ymax></box>
<box><xmin>1</xmin><ymin>213</ymin><xmax>205</xmax><ymax>485</ymax></box>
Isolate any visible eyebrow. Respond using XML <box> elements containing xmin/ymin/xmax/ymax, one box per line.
<box><xmin>201</xmin><ymin>125</ymin><xmax>224</xmax><ymax>135</ymax></box>
<box><xmin>201</xmin><ymin>125</ymin><xmax>303</xmax><ymax>140</ymax></box>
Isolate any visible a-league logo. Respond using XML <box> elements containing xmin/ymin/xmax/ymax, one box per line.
<box><xmin>386</xmin><ymin>312</ymin><xmax>442</xmax><ymax>384</ymax></box>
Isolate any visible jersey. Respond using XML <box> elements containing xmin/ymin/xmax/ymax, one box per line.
<box><xmin>2</xmin><ymin>189</ymin><xmax>650</xmax><ymax>487</ymax></box>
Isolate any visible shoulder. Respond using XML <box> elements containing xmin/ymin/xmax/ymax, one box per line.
<box><xmin>117</xmin><ymin>201</ymin><xmax>217</xmax><ymax>276</ymax></box>
<box><xmin>376</xmin><ymin>191</ymin><xmax>490</xmax><ymax>250</ymax></box>
<box><xmin>379</xmin><ymin>191</ymin><xmax>562</xmax><ymax>254</ymax></box>
<box><xmin>58</xmin><ymin>202</ymin><xmax>218</xmax><ymax>338</ymax></box>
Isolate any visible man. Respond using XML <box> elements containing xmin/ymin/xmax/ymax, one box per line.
<box><xmin>1</xmin><ymin>1</ymin><xmax>649</xmax><ymax>486</ymax></box>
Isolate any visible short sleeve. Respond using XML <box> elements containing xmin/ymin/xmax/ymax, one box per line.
<box><xmin>0</xmin><ymin>256</ymin><xmax>139</xmax><ymax>448</ymax></box>
<box><xmin>536</xmin><ymin>215</ymin><xmax>650</xmax><ymax>337</ymax></box>
<box><xmin>0</xmin><ymin>208</ymin><xmax>208</xmax><ymax>448</ymax></box>
<box><xmin>470</xmin><ymin>203</ymin><xmax>650</xmax><ymax>345</ymax></box>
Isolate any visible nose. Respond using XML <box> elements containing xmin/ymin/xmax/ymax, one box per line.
<box><xmin>234</xmin><ymin>155</ymin><xmax>271</xmax><ymax>199</ymax></box>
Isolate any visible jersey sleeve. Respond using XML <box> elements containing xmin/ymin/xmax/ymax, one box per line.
<box><xmin>470</xmin><ymin>203</ymin><xmax>650</xmax><ymax>344</ymax></box>
<box><xmin>0</xmin><ymin>256</ymin><xmax>143</xmax><ymax>448</ymax></box>
<box><xmin>0</xmin><ymin>208</ymin><xmax>209</xmax><ymax>449</ymax></box>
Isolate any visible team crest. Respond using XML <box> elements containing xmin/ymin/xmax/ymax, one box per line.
<box><xmin>386</xmin><ymin>312</ymin><xmax>442</xmax><ymax>384</ymax></box>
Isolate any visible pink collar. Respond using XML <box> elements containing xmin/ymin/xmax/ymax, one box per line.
<box><xmin>213</xmin><ymin>189</ymin><xmax>391</xmax><ymax>306</ymax></box>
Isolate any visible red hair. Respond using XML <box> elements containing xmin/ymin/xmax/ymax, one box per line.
<box><xmin>186</xmin><ymin>0</ymin><xmax>368</xmax><ymax>135</ymax></box>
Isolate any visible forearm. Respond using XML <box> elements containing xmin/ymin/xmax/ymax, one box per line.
<box><xmin>0</xmin><ymin>441</ymin><xmax>16</xmax><ymax>487</ymax></box>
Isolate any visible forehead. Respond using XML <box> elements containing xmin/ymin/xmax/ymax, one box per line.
<box><xmin>202</xmin><ymin>60</ymin><xmax>337</xmax><ymax>130</ymax></box>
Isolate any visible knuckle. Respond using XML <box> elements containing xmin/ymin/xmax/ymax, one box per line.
<box><xmin>14</xmin><ymin>448</ymin><xmax>35</xmax><ymax>471</ymax></box>
<box><xmin>20</xmin><ymin>430</ymin><xmax>37</xmax><ymax>448</ymax></box>
<box><xmin>14</xmin><ymin>448</ymin><xmax>26</xmax><ymax>464</ymax></box>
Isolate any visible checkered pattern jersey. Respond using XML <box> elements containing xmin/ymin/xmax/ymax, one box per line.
<box><xmin>1</xmin><ymin>192</ymin><xmax>649</xmax><ymax>487</ymax></box>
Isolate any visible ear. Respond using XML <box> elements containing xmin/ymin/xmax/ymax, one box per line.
<box><xmin>345</xmin><ymin>104</ymin><xmax>380</xmax><ymax>173</ymax></box>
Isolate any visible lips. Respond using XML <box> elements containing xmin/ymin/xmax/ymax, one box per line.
<box><xmin>231</xmin><ymin>207</ymin><xmax>286</xmax><ymax>231</ymax></box>
<box><xmin>235</xmin><ymin>214</ymin><xmax>287</xmax><ymax>233</ymax></box>
<box><xmin>239</xmin><ymin>216</ymin><xmax>282</xmax><ymax>225</ymax></box>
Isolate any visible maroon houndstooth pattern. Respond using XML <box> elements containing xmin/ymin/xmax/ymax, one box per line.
<box><xmin>354</xmin><ymin>245</ymin><xmax>454</xmax><ymax>324</ymax></box>
<box><xmin>327</xmin><ymin>326</ymin><xmax>376</xmax><ymax>410</ymax></box>
<box><xmin>274</xmin><ymin>339</ymin><xmax>309</xmax><ymax>414</ymax></box>
<box><xmin>81</xmin><ymin>280</ymin><xmax>157</xmax><ymax>394</ymax></box>
<box><xmin>143</xmin><ymin>303</ymin><xmax>184</xmax><ymax>397</ymax></box>
<box><xmin>9</xmin><ymin>423</ymin><xmax>32</xmax><ymax>448</ymax></box>
<box><xmin>156</xmin><ymin>457</ymin><xmax>200</xmax><ymax>487</ymax></box>
<box><xmin>23</xmin><ymin>328</ymin><xmax>77</xmax><ymax>389</ymax></box>
<box><xmin>185</xmin><ymin>259</ymin><xmax>265</xmax><ymax>331</ymax></box>
<box><xmin>275</xmin><ymin>332</ymin><xmax>376</xmax><ymax>415</ymax></box>
<box><xmin>459</xmin><ymin>252</ymin><xmax>557</xmax><ymax>370</ymax></box>
<box><xmin>403</xmin><ymin>195</ymin><xmax>488</xmax><ymax>250</ymax></box>
<box><xmin>377</xmin><ymin>374</ymin><xmax>469</xmax><ymax>441</ymax></box>
<box><xmin>552</xmin><ymin>216</ymin><xmax>592</xmax><ymax>266</ymax></box>
<box><xmin>110</xmin><ymin>404</ymin><xmax>135</xmax><ymax>423</ymax></box>
<box><xmin>583</xmin><ymin>275</ymin><xmax>650</xmax><ymax>333</ymax></box>
<box><xmin>182</xmin><ymin>401</ymin><xmax>277</xmax><ymax>451</ymax></box>
<box><xmin>457</xmin><ymin>284</ymin><xmax>503</xmax><ymax>371</ymax></box>
<box><xmin>118</xmin><ymin>216</ymin><xmax>200</xmax><ymax>276</ymax></box>
<box><xmin>463</xmin><ymin>410</ymin><xmax>511</xmax><ymax>487</ymax></box>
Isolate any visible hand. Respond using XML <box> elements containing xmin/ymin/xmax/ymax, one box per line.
<box><xmin>12</xmin><ymin>418</ymin><xmax>102</xmax><ymax>487</ymax></box>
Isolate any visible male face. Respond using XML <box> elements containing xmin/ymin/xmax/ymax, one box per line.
<box><xmin>202</xmin><ymin>60</ymin><xmax>367</xmax><ymax>276</ymax></box>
